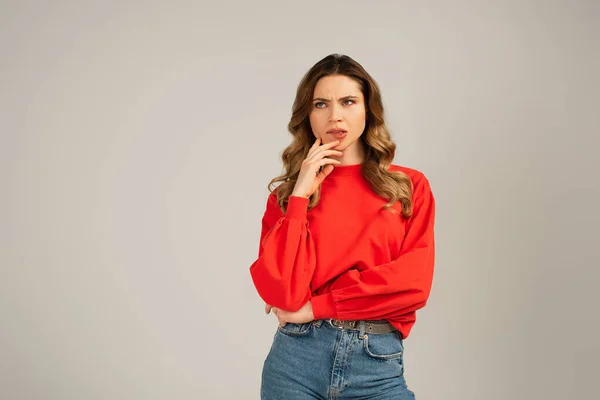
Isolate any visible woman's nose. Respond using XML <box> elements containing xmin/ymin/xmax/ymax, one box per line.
<box><xmin>328</xmin><ymin>105</ymin><xmax>342</xmax><ymax>122</ymax></box>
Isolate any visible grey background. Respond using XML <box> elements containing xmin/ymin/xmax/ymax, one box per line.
<box><xmin>1</xmin><ymin>0</ymin><xmax>599</xmax><ymax>399</ymax></box>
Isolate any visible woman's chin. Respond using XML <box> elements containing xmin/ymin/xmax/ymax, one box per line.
<box><xmin>322</xmin><ymin>136</ymin><xmax>343</xmax><ymax>146</ymax></box>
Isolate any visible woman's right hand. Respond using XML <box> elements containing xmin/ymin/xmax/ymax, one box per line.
<box><xmin>291</xmin><ymin>137</ymin><xmax>343</xmax><ymax>198</ymax></box>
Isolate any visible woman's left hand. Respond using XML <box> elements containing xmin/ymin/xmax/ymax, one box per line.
<box><xmin>265</xmin><ymin>301</ymin><xmax>315</xmax><ymax>327</ymax></box>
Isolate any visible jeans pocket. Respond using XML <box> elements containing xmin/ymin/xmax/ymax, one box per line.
<box><xmin>363</xmin><ymin>331</ymin><xmax>404</xmax><ymax>360</ymax></box>
<box><xmin>277</xmin><ymin>322</ymin><xmax>314</xmax><ymax>337</ymax></box>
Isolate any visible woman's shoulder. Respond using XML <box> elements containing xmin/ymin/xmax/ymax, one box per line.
<box><xmin>388</xmin><ymin>164</ymin><xmax>433</xmax><ymax>194</ymax></box>
<box><xmin>388</xmin><ymin>164</ymin><xmax>428</xmax><ymax>180</ymax></box>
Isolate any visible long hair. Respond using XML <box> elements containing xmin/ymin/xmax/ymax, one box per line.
<box><xmin>268</xmin><ymin>53</ymin><xmax>413</xmax><ymax>218</ymax></box>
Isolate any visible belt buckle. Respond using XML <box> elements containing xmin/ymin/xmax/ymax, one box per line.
<box><xmin>328</xmin><ymin>319</ymin><xmax>359</xmax><ymax>330</ymax></box>
<box><xmin>328</xmin><ymin>318</ymin><xmax>344</xmax><ymax>329</ymax></box>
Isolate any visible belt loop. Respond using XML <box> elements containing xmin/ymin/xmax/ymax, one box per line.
<box><xmin>359</xmin><ymin>320</ymin><xmax>366</xmax><ymax>339</ymax></box>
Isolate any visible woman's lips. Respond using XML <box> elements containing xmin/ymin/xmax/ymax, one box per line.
<box><xmin>328</xmin><ymin>131</ymin><xmax>347</xmax><ymax>139</ymax></box>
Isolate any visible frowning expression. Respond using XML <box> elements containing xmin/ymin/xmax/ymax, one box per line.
<box><xmin>309</xmin><ymin>74</ymin><xmax>367</xmax><ymax>153</ymax></box>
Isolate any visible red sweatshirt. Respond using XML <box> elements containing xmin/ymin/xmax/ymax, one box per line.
<box><xmin>249</xmin><ymin>163</ymin><xmax>435</xmax><ymax>339</ymax></box>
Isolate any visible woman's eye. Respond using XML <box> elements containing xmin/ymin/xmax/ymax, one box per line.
<box><xmin>314</xmin><ymin>100</ymin><xmax>354</xmax><ymax>108</ymax></box>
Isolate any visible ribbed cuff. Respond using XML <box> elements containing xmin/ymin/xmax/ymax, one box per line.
<box><xmin>311</xmin><ymin>293</ymin><xmax>337</xmax><ymax>320</ymax></box>
<box><xmin>286</xmin><ymin>196</ymin><xmax>309</xmax><ymax>220</ymax></box>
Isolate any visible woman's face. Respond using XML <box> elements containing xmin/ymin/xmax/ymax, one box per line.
<box><xmin>309</xmin><ymin>74</ymin><xmax>367</xmax><ymax>159</ymax></box>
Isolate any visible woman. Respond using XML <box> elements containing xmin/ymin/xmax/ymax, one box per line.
<box><xmin>249</xmin><ymin>53</ymin><xmax>435</xmax><ymax>399</ymax></box>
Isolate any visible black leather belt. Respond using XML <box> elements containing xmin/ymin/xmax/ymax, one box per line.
<box><xmin>327</xmin><ymin>318</ymin><xmax>396</xmax><ymax>334</ymax></box>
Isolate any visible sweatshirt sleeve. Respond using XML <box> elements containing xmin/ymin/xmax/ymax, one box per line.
<box><xmin>310</xmin><ymin>174</ymin><xmax>435</xmax><ymax>321</ymax></box>
<box><xmin>249</xmin><ymin>192</ymin><xmax>317</xmax><ymax>312</ymax></box>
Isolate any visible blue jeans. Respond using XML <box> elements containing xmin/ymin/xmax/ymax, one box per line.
<box><xmin>261</xmin><ymin>319</ymin><xmax>416</xmax><ymax>399</ymax></box>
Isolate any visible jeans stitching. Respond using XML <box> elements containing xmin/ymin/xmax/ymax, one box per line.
<box><xmin>362</xmin><ymin>334</ymin><xmax>404</xmax><ymax>360</ymax></box>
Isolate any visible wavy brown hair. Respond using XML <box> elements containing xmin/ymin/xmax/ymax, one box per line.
<box><xmin>268</xmin><ymin>53</ymin><xmax>414</xmax><ymax>218</ymax></box>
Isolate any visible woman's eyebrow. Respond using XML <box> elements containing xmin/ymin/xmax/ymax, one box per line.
<box><xmin>312</xmin><ymin>95</ymin><xmax>359</xmax><ymax>102</ymax></box>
